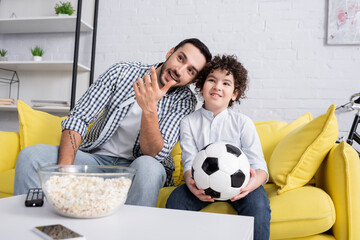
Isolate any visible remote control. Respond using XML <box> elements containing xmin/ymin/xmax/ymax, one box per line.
<box><xmin>25</xmin><ymin>188</ymin><xmax>44</xmax><ymax>207</ymax></box>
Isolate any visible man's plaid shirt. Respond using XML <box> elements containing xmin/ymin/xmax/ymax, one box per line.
<box><xmin>62</xmin><ymin>62</ymin><xmax>196</xmax><ymax>184</ymax></box>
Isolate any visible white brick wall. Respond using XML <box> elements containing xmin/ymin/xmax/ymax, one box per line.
<box><xmin>1</xmin><ymin>0</ymin><xmax>360</xmax><ymax>146</ymax></box>
<box><xmin>93</xmin><ymin>0</ymin><xmax>359</xmax><ymax>141</ymax></box>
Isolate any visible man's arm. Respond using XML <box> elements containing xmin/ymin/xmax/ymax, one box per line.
<box><xmin>139</xmin><ymin>108</ymin><xmax>163</xmax><ymax>156</ymax></box>
<box><xmin>58</xmin><ymin>129</ymin><xmax>82</xmax><ymax>165</ymax></box>
<box><xmin>133</xmin><ymin>66</ymin><xmax>176</xmax><ymax>156</ymax></box>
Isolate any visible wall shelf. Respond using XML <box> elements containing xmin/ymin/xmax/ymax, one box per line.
<box><xmin>0</xmin><ymin>16</ymin><xmax>93</xmax><ymax>33</ymax></box>
<box><xmin>0</xmin><ymin>104</ymin><xmax>69</xmax><ymax>113</ymax></box>
<box><xmin>0</xmin><ymin>105</ymin><xmax>17</xmax><ymax>111</ymax></box>
<box><xmin>0</xmin><ymin>61</ymin><xmax>90</xmax><ymax>72</ymax></box>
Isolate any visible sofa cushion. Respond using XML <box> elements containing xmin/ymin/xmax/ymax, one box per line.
<box><xmin>0</xmin><ymin>169</ymin><xmax>15</xmax><ymax>197</ymax></box>
<box><xmin>17</xmin><ymin>100</ymin><xmax>66</xmax><ymax>150</ymax></box>
<box><xmin>315</xmin><ymin>141</ymin><xmax>360</xmax><ymax>240</ymax></box>
<box><xmin>266</xmin><ymin>184</ymin><xmax>335</xmax><ymax>239</ymax></box>
<box><xmin>157</xmin><ymin>186</ymin><xmax>177</xmax><ymax>208</ymax></box>
<box><xmin>171</xmin><ymin>142</ymin><xmax>185</xmax><ymax>186</ymax></box>
<box><xmin>255</xmin><ymin>112</ymin><xmax>313</xmax><ymax>182</ymax></box>
<box><xmin>0</xmin><ymin>131</ymin><xmax>19</xmax><ymax>172</ymax></box>
<box><xmin>269</xmin><ymin>105</ymin><xmax>338</xmax><ymax>194</ymax></box>
<box><xmin>157</xmin><ymin>184</ymin><xmax>335</xmax><ymax>239</ymax></box>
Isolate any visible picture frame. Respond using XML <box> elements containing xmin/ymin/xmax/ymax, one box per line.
<box><xmin>327</xmin><ymin>0</ymin><xmax>360</xmax><ymax>44</ymax></box>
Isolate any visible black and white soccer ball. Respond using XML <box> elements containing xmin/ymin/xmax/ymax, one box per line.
<box><xmin>192</xmin><ymin>142</ymin><xmax>250</xmax><ymax>201</ymax></box>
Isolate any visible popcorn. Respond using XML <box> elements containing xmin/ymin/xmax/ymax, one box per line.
<box><xmin>44</xmin><ymin>175</ymin><xmax>132</xmax><ymax>218</ymax></box>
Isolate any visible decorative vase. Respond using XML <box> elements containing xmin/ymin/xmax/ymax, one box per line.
<box><xmin>33</xmin><ymin>56</ymin><xmax>42</xmax><ymax>61</ymax></box>
<box><xmin>0</xmin><ymin>56</ymin><xmax>8</xmax><ymax>61</ymax></box>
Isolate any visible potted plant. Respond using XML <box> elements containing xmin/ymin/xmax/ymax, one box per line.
<box><xmin>31</xmin><ymin>46</ymin><xmax>44</xmax><ymax>61</ymax></box>
<box><xmin>54</xmin><ymin>1</ymin><xmax>75</xmax><ymax>16</ymax></box>
<box><xmin>0</xmin><ymin>49</ymin><xmax>8</xmax><ymax>61</ymax></box>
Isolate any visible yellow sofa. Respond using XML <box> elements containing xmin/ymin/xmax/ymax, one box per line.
<box><xmin>1</xmin><ymin>101</ymin><xmax>359</xmax><ymax>239</ymax></box>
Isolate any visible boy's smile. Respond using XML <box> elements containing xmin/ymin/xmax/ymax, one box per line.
<box><xmin>210</xmin><ymin>92</ymin><xmax>222</xmax><ymax>98</ymax></box>
<box><xmin>201</xmin><ymin>69</ymin><xmax>238</xmax><ymax>116</ymax></box>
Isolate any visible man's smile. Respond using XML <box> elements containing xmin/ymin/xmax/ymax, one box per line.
<box><xmin>167</xmin><ymin>70</ymin><xmax>180</xmax><ymax>83</ymax></box>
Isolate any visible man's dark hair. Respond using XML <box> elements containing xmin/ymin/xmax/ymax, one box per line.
<box><xmin>195</xmin><ymin>55</ymin><xmax>248</xmax><ymax>107</ymax></box>
<box><xmin>174</xmin><ymin>38</ymin><xmax>212</xmax><ymax>63</ymax></box>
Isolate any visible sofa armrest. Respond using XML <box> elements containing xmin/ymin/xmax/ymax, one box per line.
<box><xmin>315</xmin><ymin>141</ymin><xmax>360</xmax><ymax>240</ymax></box>
<box><xmin>0</xmin><ymin>131</ymin><xmax>19</xmax><ymax>173</ymax></box>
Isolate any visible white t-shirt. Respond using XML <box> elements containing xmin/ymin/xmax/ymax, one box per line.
<box><xmin>95</xmin><ymin>102</ymin><xmax>142</xmax><ymax>160</ymax></box>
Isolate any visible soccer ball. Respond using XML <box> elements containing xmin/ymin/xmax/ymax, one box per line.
<box><xmin>192</xmin><ymin>142</ymin><xmax>250</xmax><ymax>201</ymax></box>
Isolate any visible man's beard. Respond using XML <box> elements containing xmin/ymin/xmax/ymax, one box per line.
<box><xmin>158</xmin><ymin>59</ymin><xmax>180</xmax><ymax>92</ymax></box>
<box><xmin>158</xmin><ymin>60</ymin><xmax>169</xmax><ymax>88</ymax></box>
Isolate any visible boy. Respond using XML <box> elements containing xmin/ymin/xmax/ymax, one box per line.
<box><xmin>166</xmin><ymin>55</ymin><xmax>271</xmax><ymax>240</ymax></box>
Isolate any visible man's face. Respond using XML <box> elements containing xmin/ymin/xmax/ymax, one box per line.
<box><xmin>157</xmin><ymin>43</ymin><xmax>207</xmax><ymax>88</ymax></box>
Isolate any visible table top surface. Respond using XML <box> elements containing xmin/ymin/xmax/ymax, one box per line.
<box><xmin>0</xmin><ymin>195</ymin><xmax>253</xmax><ymax>240</ymax></box>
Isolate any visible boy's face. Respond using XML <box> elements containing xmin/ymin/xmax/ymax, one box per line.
<box><xmin>156</xmin><ymin>43</ymin><xmax>207</xmax><ymax>88</ymax></box>
<box><xmin>201</xmin><ymin>69</ymin><xmax>238</xmax><ymax>116</ymax></box>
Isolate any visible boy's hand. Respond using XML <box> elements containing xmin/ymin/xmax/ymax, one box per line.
<box><xmin>184</xmin><ymin>170</ymin><xmax>214</xmax><ymax>202</ymax></box>
<box><xmin>230</xmin><ymin>168</ymin><xmax>257</xmax><ymax>201</ymax></box>
<box><xmin>133</xmin><ymin>66</ymin><xmax>176</xmax><ymax>113</ymax></box>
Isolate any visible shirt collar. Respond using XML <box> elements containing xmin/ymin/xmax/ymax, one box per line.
<box><xmin>200</xmin><ymin>106</ymin><xmax>228</xmax><ymax>120</ymax></box>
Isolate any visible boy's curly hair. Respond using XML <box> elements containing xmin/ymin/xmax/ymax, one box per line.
<box><xmin>195</xmin><ymin>55</ymin><xmax>248</xmax><ymax>107</ymax></box>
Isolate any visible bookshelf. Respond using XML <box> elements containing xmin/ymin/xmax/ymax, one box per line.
<box><xmin>0</xmin><ymin>0</ymin><xmax>99</xmax><ymax>113</ymax></box>
<box><xmin>0</xmin><ymin>16</ymin><xmax>93</xmax><ymax>33</ymax></box>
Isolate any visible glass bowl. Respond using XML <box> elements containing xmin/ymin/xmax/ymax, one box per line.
<box><xmin>37</xmin><ymin>165</ymin><xmax>136</xmax><ymax>218</ymax></box>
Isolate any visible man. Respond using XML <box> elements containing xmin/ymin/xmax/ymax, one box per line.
<box><xmin>14</xmin><ymin>38</ymin><xmax>212</xmax><ymax>207</ymax></box>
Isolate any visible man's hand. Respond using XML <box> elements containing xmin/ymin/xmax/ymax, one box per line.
<box><xmin>184</xmin><ymin>170</ymin><xmax>214</xmax><ymax>202</ymax></box>
<box><xmin>133</xmin><ymin>66</ymin><xmax>177</xmax><ymax>156</ymax></box>
<box><xmin>133</xmin><ymin>66</ymin><xmax>177</xmax><ymax>113</ymax></box>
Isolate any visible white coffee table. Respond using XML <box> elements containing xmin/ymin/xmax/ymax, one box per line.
<box><xmin>0</xmin><ymin>195</ymin><xmax>253</xmax><ymax>240</ymax></box>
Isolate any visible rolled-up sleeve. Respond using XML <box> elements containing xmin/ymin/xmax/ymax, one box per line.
<box><xmin>61</xmin><ymin>64</ymin><xmax>122</xmax><ymax>138</ymax></box>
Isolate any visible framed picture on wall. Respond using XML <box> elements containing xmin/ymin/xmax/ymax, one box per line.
<box><xmin>327</xmin><ymin>0</ymin><xmax>360</xmax><ymax>44</ymax></box>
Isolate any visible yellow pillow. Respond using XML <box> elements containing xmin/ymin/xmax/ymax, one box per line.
<box><xmin>171</xmin><ymin>142</ymin><xmax>185</xmax><ymax>186</ymax></box>
<box><xmin>255</xmin><ymin>112</ymin><xmax>313</xmax><ymax>167</ymax></box>
<box><xmin>255</xmin><ymin>113</ymin><xmax>312</xmax><ymax>183</ymax></box>
<box><xmin>0</xmin><ymin>132</ymin><xmax>19</xmax><ymax>172</ymax></box>
<box><xmin>269</xmin><ymin>104</ymin><xmax>338</xmax><ymax>194</ymax></box>
<box><xmin>17</xmin><ymin>100</ymin><xmax>66</xmax><ymax>150</ymax></box>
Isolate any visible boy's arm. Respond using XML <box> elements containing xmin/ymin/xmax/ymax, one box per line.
<box><xmin>240</xmin><ymin>118</ymin><xmax>269</xmax><ymax>182</ymax></box>
<box><xmin>179</xmin><ymin>116</ymin><xmax>199</xmax><ymax>173</ymax></box>
<box><xmin>180</xmin><ymin>116</ymin><xmax>214</xmax><ymax>202</ymax></box>
<box><xmin>229</xmin><ymin>116</ymin><xmax>268</xmax><ymax>201</ymax></box>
